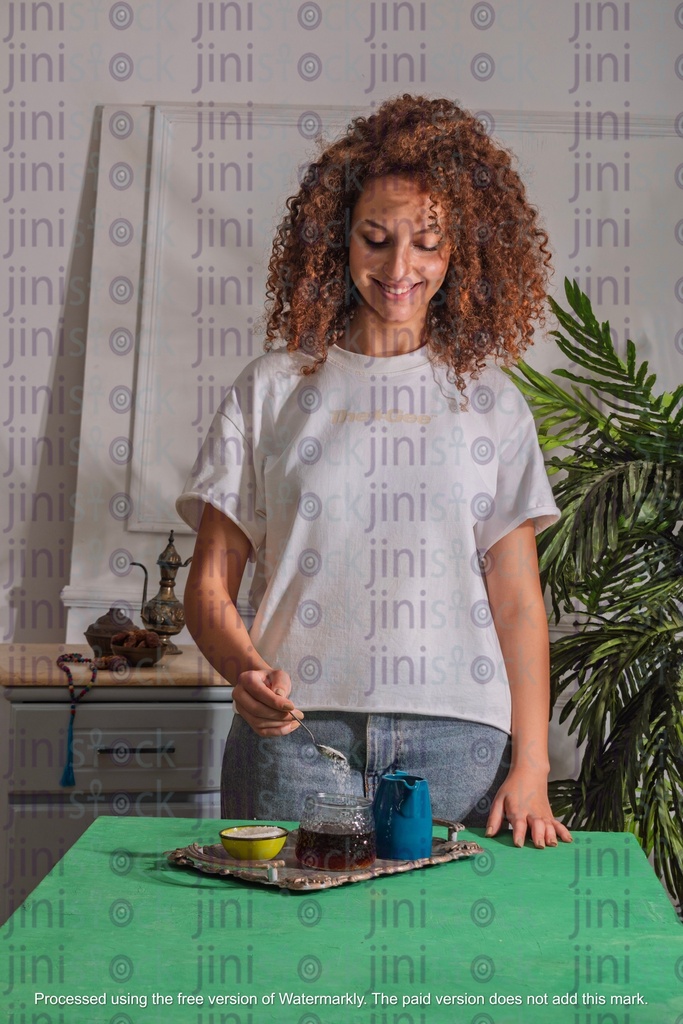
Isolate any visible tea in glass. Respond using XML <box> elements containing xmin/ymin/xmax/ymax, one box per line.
<box><xmin>295</xmin><ymin>793</ymin><xmax>376</xmax><ymax>870</ymax></box>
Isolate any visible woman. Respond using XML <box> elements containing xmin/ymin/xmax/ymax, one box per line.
<box><xmin>177</xmin><ymin>94</ymin><xmax>572</xmax><ymax>849</ymax></box>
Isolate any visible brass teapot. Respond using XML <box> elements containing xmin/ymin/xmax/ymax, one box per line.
<box><xmin>131</xmin><ymin>531</ymin><xmax>192</xmax><ymax>654</ymax></box>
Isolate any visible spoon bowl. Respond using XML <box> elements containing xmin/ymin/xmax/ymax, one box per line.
<box><xmin>288</xmin><ymin>712</ymin><xmax>348</xmax><ymax>765</ymax></box>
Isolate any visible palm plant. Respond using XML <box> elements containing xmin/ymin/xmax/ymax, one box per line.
<box><xmin>507</xmin><ymin>278</ymin><xmax>683</xmax><ymax>906</ymax></box>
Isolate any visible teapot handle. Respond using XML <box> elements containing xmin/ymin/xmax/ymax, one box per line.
<box><xmin>130</xmin><ymin>562</ymin><xmax>148</xmax><ymax>617</ymax></box>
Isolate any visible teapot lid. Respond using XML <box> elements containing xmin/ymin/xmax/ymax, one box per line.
<box><xmin>158</xmin><ymin>530</ymin><xmax>182</xmax><ymax>567</ymax></box>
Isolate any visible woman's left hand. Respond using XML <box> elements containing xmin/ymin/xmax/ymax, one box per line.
<box><xmin>485</xmin><ymin>767</ymin><xmax>573</xmax><ymax>848</ymax></box>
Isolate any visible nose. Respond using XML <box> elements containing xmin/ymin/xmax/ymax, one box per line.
<box><xmin>382</xmin><ymin>240</ymin><xmax>412</xmax><ymax>282</ymax></box>
<box><xmin>382</xmin><ymin>233</ymin><xmax>419</xmax><ymax>284</ymax></box>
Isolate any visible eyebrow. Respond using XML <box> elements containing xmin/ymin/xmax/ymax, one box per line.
<box><xmin>359</xmin><ymin>218</ymin><xmax>441</xmax><ymax>235</ymax></box>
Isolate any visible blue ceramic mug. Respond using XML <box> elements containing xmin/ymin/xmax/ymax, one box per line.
<box><xmin>372</xmin><ymin>770</ymin><xmax>433</xmax><ymax>860</ymax></box>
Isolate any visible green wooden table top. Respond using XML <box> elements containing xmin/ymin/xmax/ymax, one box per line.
<box><xmin>1</xmin><ymin>817</ymin><xmax>681</xmax><ymax>1024</ymax></box>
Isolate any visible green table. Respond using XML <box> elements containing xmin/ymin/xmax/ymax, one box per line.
<box><xmin>1</xmin><ymin>817</ymin><xmax>681</xmax><ymax>1024</ymax></box>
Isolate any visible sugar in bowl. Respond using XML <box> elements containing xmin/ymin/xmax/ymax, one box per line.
<box><xmin>295</xmin><ymin>793</ymin><xmax>376</xmax><ymax>871</ymax></box>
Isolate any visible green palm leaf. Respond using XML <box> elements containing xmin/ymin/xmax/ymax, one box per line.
<box><xmin>508</xmin><ymin>278</ymin><xmax>683</xmax><ymax>909</ymax></box>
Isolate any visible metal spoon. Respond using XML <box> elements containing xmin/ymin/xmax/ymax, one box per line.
<box><xmin>288</xmin><ymin>711</ymin><xmax>349</xmax><ymax>765</ymax></box>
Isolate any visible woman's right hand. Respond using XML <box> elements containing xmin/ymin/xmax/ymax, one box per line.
<box><xmin>233</xmin><ymin>668</ymin><xmax>303</xmax><ymax>736</ymax></box>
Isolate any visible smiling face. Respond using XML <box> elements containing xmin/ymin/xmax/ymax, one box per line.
<box><xmin>347</xmin><ymin>175</ymin><xmax>451</xmax><ymax>354</ymax></box>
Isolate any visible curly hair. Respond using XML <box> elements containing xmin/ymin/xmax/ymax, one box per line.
<box><xmin>263</xmin><ymin>94</ymin><xmax>552</xmax><ymax>391</ymax></box>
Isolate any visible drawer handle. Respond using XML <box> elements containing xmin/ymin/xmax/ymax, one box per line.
<box><xmin>96</xmin><ymin>745</ymin><xmax>176</xmax><ymax>754</ymax></box>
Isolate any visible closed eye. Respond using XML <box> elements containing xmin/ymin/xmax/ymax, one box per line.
<box><xmin>363</xmin><ymin>237</ymin><xmax>440</xmax><ymax>252</ymax></box>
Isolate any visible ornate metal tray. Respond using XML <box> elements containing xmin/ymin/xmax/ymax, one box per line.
<box><xmin>165</xmin><ymin>820</ymin><xmax>483</xmax><ymax>891</ymax></box>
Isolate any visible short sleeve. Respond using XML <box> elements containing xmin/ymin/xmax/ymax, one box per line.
<box><xmin>473</xmin><ymin>380</ymin><xmax>560</xmax><ymax>553</ymax></box>
<box><xmin>175</xmin><ymin>379</ymin><xmax>267</xmax><ymax>553</ymax></box>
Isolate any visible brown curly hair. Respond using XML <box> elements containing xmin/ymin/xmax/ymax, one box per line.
<box><xmin>263</xmin><ymin>94</ymin><xmax>552</xmax><ymax>391</ymax></box>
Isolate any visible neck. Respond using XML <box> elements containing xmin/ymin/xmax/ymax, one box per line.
<box><xmin>342</xmin><ymin>310</ymin><xmax>427</xmax><ymax>357</ymax></box>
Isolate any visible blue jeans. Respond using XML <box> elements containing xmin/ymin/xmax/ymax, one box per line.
<box><xmin>221</xmin><ymin>711</ymin><xmax>511</xmax><ymax>826</ymax></box>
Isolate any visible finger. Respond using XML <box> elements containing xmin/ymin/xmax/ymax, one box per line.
<box><xmin>252</xmin><ymin>720</ymin><xmax>301</xmax><ymax>737</ymax></box>
<box><xmin>485</xmin><ymin>799</ymin><xmax>504</xmax><ymax>837</ymax></box>
<box><xmin>530</xmin><ymin>818</ymin><xmax>547</xmax><ymax>849</ymax></box>
<box><xmin>267</xmin><ymin>668</ymin><xmax>292</xmax><ymax>699</ymax></box>
<box><xmin>234</xmin><ymin>688</ymin><xmax>300</xmax><ymax>723</ymax></box>
<box><xmin>237</xmin><ymin>711</ymin><xmax>301</xmax><ymax>737</ymax></box>
<box><xmin>511</xmin><ymin>817</ymin><xmax>528</xmax><ymax>848</ymax></box>
<box><xmin>238</xmin><ymin>671</ymin><xmax>295</xmax><ymax>712</ymax></box>
<box><xmin>553</xmin><ymin>820</ymin><xmax>573</xmax><ymax>843</ymax></box>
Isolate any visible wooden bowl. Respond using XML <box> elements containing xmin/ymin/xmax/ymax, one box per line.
<box><xmin>111</xmin><ymin>643</ymin><xmax>164</xmax><ymax>667</ymax></box>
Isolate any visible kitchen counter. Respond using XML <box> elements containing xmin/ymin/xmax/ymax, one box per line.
<box><xmin>0</xmin><ymin>644</ymin><xmax>233</xmax><ymax>925</ymax></box>
<box><xmin>0</xmin><ymin>643</ymin><xmax>227</xmax><ymax>687</ymax></box>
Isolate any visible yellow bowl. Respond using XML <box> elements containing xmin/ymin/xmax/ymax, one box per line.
<box><xmin>219</xmin><ymin>825</ymin><xmax>288</xmax><ymax>860</ymax></box>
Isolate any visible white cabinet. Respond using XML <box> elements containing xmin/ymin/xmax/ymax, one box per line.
<box><xmin>0</xmin><ymin>685</ymin><xmax>232</xmax><ymax>926</ymax></box>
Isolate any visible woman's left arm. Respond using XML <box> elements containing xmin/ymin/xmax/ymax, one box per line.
<box><xmin>484</xmin><ymin>520</ymin><xmax>573</xmax><ymax>848</ymax></box>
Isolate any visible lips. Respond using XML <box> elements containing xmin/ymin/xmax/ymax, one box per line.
<box><xmin>374</xmin><ymin>280</ymin><xmax>421</xmax><ymax>298</ymax></box>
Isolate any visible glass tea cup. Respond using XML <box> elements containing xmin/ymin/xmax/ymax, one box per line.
<box><xmin>295</xmin><ymin>792</ymin><xmax>376</xmax><ymax>871</ymax></box>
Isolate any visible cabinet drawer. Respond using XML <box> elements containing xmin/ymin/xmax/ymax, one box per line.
<box><xmin>6</xmin><ymin>702</ymin><xmax>233</xmax><ymax>793</ymax></box>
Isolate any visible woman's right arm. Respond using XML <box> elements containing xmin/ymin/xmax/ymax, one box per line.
<box><xmin>183</xmin><ymin>502</ymin><xmax>301</xmax><ymax>736</ymax></box>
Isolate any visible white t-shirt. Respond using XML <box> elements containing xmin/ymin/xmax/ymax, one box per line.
<box><xmin>176</xmin><ymin>344</ymin><xmax>560</xmax><ymax>733</ymax></box>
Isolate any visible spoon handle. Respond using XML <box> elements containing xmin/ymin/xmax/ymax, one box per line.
<box><xmin>288</xmin><ymin>710</ymin><xmax>317</xmax><ymax>745</ymax></box>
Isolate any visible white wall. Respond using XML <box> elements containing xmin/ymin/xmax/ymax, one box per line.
<box><xmin>2</xmin><ymin>0</ymin><xmax>682</xmax><ymax>646</ymax></box>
